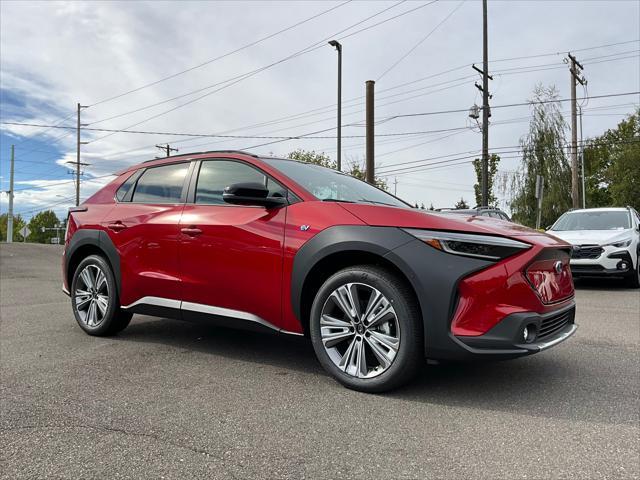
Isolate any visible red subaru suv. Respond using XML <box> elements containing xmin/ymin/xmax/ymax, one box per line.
<box><xmin>63</xmin><ymin>150</ymin><xmax>577</xmax><ymax>392</ymax></box>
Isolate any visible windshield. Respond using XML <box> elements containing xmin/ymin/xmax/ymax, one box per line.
<box><xmin>551</xmin><ymin>210</ymin><xmax>631</xmax><ymax>231</ymax></box>
<box><xmin>263</xmin><ymin>158</ymin><xmax>410</xmax><ymax>208</ymax></box>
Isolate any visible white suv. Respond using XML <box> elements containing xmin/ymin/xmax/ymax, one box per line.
<box><xmin>547</xmin><ymin>207</ymin><xmax>640</xmax><ymax>288</ymax></box>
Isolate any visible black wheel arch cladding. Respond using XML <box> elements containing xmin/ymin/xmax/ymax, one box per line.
<box><xmin>66</xmin><ymin>229</ymin><xmax>122</xmax><ymax>296</ymax></box>
<box><xmin>291</xmin><ymin>225</ymin><xmax>493</xmax><ymax>357</ymax></box>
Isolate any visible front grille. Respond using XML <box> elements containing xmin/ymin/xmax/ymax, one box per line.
<box><xmin>571</xmin><ymin>264</ymin><xmax>604</xmax><ymax>272</ymax></box>
<box><xmin>571</xmin><ymin>245</ymin><xmax>603</xmax><ymax>260</ymax></box>
<box><xmin>538</xmin><ymin>310</ymin><xmax>572</xmax><ymax>340</ymax></box>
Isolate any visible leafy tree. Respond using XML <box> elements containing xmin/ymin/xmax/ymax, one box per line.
<box><xmin>583</xmin><ymin>109</ymin><xmax>639</xmax><ymax>210</ymax></box>
<box><xmin>27</xmin><ymin>210</ymin><xmax>60</xmax><ymax>244</ymax></box>
<box><xmin>288</xmin><ymin>149</ymin><xmax>336</xmax><ymax>168</ymax></box>
<box><xmin>0</xmin><ymin>213</ymin><xmax>26</xmax><ymax>242</ymax></box>
<box><xmin>472</xmin><ymin>154</ymin><xmax>500</xmax><ymax>207</ymax></box>
<box><xmin>454</xmin><ymin>197</ymin><xmax>469</xmax><ymax>209</ymax></box>
<box><xmin>506</xmin><ymin>85</ymin><xmax>572</xmax><ymax>227</ymax></box>
<box><xmin>287</xmin><ymin>149</ymin><xmax>388</xmax><ymax>190</ymax></box>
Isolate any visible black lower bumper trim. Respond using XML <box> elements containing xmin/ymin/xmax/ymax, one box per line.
<box><xmin>453</xmin><ymin>302</ymin><xmax>577</xmax><ymax>358</ymax></box>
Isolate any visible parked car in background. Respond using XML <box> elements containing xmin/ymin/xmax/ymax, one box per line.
<box><xmin>547</xmin><ymin>207</ymin><xmax>640</xmax><ymax>288</ymax></box>
<box><xmin>62</xmin><ymin>150</ymin><xmax>577</xmax><ymax>392</ymax></box>
<box><xmin>436</xmin><ymin>206</ymin><xmax>512</xmax><ymax>222</ymax></box>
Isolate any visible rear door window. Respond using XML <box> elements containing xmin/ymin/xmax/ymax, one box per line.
<box><xmin>132</xmin><ymin>163</ymin><xmax>189</xmax><ymax>204</ymax></box>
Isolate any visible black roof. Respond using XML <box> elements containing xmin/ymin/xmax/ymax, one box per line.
<box><xmin>143</xmin><ymin>150</ymin><xmax>258</xmax><ymax>163</ymax></box>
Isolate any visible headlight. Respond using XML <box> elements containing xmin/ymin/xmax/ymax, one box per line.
<box><xmin>602</xmin><ymin>237</ymin><xmax>632</xmax><ymax>248</ymax></box>
<box><xmin>403</xmin><ymin>229</ymin><xmax>531</xmax><ymax>261</ymax></box>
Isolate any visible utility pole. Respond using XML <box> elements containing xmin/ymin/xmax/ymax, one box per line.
<box><xmin>365</xmin><ymin>80</ymin><xmax>375</xmax><ymax>185</ymax></box>
<box><xmin>394</xmin><ymin>177</ymin><xmax>398</xmax><ymax>196</ymax></box>
<box><xmin>328</xmin><ymin>40</ymin><xmax>342</xmax><ymax>171</ymax></box>
<box><xmin>76</xmin><ymin>102</ymin><xmax>88</xmax><ymax>206</ymax></box>
<box><xmin>567</xmin><ymin>52</ymin><xmax>586</xmax><ymax>209</ymax></box>
<box><xmin>579</xmin><ymin>106</ymin><xmax>586</xmax><ymax>209</ymax></box>
<box><xmin>480</xmin><ymin>0</ymin><xmax>490</xmax><ymax>208</ymax></box>
<box><xmin>156</xmin><ymin>144</ymin><xmax>178</xmax><ymax>157</ymax></box>
<box><xmin>6</xmin><ymin>144</ymin><xmax>15</xmax><ymax>243</ymax></box>
<box><xmin>472</xmin><ymin>0</ymin><xmax>493</xmax><ymax>207</ymax></box>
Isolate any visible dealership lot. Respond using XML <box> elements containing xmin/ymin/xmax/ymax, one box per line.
<box><xmin>1</xmin><ymin>243</ymin><xmax>638</xmax><ymax>479</ymax></box>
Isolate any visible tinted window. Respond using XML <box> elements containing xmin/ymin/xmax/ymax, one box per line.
<box><xmin>132</xmin><ymin>163</ymin><xmax>189</xmax><ymax>204</ymax></box>
<box><xmin>115</xmin><ymin>171</ymin><xmax>139</xmax><ymax>201</ymax></box>
<box><xmin>262</xmin><ymin>158</ymin><xmax>409</xmax><ymax>208</ymax></box>
<box><xmin>552</xmin><ymin>210</ymin><xmax>631</xmax><ymax>231</ymax></box>
<box><xmin>195</xmin><ymin>160</ymin><xmax>286</xmax><ymax>205</ymax></box>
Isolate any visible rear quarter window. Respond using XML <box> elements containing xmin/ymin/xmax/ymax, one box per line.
<box><xmin>132</xmin><ymin>163</ymin><xmax>190</xmax><ymax>204</ymax></box>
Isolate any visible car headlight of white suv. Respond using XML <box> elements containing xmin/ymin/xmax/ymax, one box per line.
<box><xmin>602</xmin><ymin>237</ymin><xmax>633</xmax><ymax>248</ymax></box>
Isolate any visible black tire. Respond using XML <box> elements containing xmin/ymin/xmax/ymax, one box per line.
<box><xmin>70</xmin><ymin>255</ymin><xmax>133</xmax><ymax>336</ymax></box>
<box><xmin>309</xmin><ymin>265</ymin><xmax>423</xmax><ymax>393</ymax></box>
<box><xmin>625</xmin><ymin>254</ymin><xmax>640</xmax><ymax>288</ymax></box>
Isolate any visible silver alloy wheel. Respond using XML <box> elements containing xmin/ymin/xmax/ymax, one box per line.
<box><xmin>74</xmin><ymin>265</ymin><xmax>109</xmax><ymax>328</ymax></box>
<box><xmin>320</xmin><ymin>282</ymin><xmax>400</xmax><ymax>379</ymax></box>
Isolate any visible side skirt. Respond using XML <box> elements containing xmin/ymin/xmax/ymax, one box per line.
<box><xmin>121</xmin><ymin>296</ymin><xmax>303</xmax><ymax>336</ymax></box>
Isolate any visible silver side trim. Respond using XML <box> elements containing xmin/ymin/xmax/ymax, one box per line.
<box><xmin>121</xmin><ymin>296</ymin><xmax>303</xmax><ymax>336</ymax></box>
<box><xmin>62</xmin><ymin>285</ymin><xmax>70</xmax><ymax>296</ymax></box>
<box><xmin>121</xmin><ymin>296</ymin><xmax>181</xmax><ymax>310</ymax></box>
<box><xmin>537</xmin><ymin>323</ymin><xmax>578</xmax><ymax>351</ymax></box>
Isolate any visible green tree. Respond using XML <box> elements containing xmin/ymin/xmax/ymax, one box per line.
<box><xmin>0</xmin><ymin>213</ymin><xmax>26</xmax><ymax>242</ymax></box>
<box><xmin>506</xmin><ymin>84</ymin><xmax>572</xmax><ymax>227</ymax></box>
<box><xmin>454</xmin><ymin>197</ymin><xmax>469</xmax><ymax>209</ymax></box>
<box><xmin>583</xmin><ymin>109</ymin><xmax>639</xmax><ymax>210</ymax></box>
<box><xmin>27</xmin><ymin>210</ymin><xmax>60</xmax><ymax>244</ymax></box>
<box><xmin>287</xmin><ymin>149</ymin><xmax>388</xmax><ymax>190</ymax></box>
<box><xmin>473</xmin><ymin>154</ymin><xmax>500</xmax><ymax>207</ymax></box>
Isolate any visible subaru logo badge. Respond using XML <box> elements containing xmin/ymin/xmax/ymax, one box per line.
<box><xmin>554</xmin><ymin>261</ymin><xmax>563</xmax><ymax>274</ymax></box>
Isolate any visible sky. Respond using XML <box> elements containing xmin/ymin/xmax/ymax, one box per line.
<box><xmin>1</xmin><ymin>0</ymin><xmax>639</xmax><ymax>221</ymax></box>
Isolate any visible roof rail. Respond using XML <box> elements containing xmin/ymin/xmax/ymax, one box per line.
<box><xmin>143</xmin><ymin>149</ymin><xmax>259</xmax><ymax>163</ymax></box>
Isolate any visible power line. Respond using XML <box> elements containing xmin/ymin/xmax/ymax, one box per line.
<box><xmin>376</xmin><ymin>0</ymin><xmax>466</xmax><ymax>81</ymax></box>
<box><xmin>11</xmin><ymin>174</ymin><xmax>114</xmax><ymax>193</ymax></box>
<box><xmin>378</xmin><ymin>91</ymin><xmax>640</xmax><ymax>122</ymax></box>
<box><xmin>85</xmin><ymin>0</ymin><xmax>423</xmax><ymax>131</ymax></box>
<box><xmin>2</xmin><ymin>94</ymin><xmax>637</xmax><ymax>150</ymax></box>
<box><xmin>88</xmin><ymin>0</ymin><xmax>353</xmax><ymax>107</ymax></box>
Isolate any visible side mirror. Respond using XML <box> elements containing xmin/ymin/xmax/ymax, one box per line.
<box><xmin>222</xmin><ymin>182</ymin><xmax>286</xmax><ymax>208</ymax></box>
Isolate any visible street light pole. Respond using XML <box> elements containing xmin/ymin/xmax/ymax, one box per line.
<box><xmin>329</xmin><ymin>40</ymin><xmax>342</xmax><ymax>171</ymax></box>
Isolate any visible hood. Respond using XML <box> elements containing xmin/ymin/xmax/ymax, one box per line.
<box><xmin>340</xmin><ymin>204</ymin><xmax>544</xmax><ymax>237</ymax></box>
<box><xmin>547</xmin><ymin>228</ymin><xmax>633</xmax><ymax>246</ymax></box>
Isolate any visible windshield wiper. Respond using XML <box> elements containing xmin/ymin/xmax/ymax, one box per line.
<box><xmin>357</xmin><ymin>199</ymin><xmax>397</xmax><ymax>207</ymax></box>
<box><xmin>322</xmin><ymin>198</ymin><xmax>355</xmax><ymax>203</ymax></box>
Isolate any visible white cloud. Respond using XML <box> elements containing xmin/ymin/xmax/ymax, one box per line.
<box><xmin>1</xmin><ymin>0</ymin><xmax>638</xmax><ymax>213</ymax></box>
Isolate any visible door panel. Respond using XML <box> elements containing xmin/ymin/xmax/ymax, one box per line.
<box><xmin>103</xmin><ymin>203</ymin><xmax>185</xmax><ymax>306</ymax></box>
<box><xmin>179</xmin><ymin>204</ymin><xmax>286</xmax><ymax>329</ymax></box>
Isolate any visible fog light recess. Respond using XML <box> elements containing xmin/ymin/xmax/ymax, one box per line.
<box><xmin>523</xmin><ymin>324</ymin><xmax>537</xmax><ymax>343</ymax></box>
<box><xmin>618</xmin><ymin>261</ymin><xmax>629</xmax><ymax>270</ymax></box>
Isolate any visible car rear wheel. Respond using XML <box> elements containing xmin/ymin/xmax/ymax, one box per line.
<box><xmin>309</xmin><ymin>265</ymin><xmax>423</xmax><ymax>392</ymax></box>
<box><xmin>71</xmin><ymin>255</ymin><xmax>132</xmax><ymax>336</ymax></box>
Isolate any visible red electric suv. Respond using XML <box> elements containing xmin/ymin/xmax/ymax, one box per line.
<box><xmin>63</xmin><ymin>150</ymin><xmax>577</xmax><ymax>392</ymax></box>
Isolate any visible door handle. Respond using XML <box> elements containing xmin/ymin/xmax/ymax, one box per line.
<box><xmin>181</xmin><ymin>226</ymin><xmax>203</xmax><ymax>237</ymax></box>
<box><xmin>107</xmin><ymin>221</ymin><xmax>127</xmax><ymax>232</ymax></box>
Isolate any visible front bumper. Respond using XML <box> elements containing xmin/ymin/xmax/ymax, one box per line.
<box><xmin>454</xmin><ymin>302</ymin><xmax>577</xmax><ymax>358</ymax></box>
<box><xmin>570</xmin><ymin>249</ymin><xmax>634</xmax><ymax>277</ymax></box>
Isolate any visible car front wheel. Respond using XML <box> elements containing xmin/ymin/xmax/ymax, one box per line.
<box><xmin>309</xmin><ymin>265</ymin><xmax>423</xmax><ymax>392</ymax></box>
<box><xmin>71</xmin><ymin>255</ymin><xmax>132</xmax><ymax>336</ymax></box>
<box><xmin>626</xmin><ymin>253</ymin><xmax>640</xmax><ymax>288</ymax></box>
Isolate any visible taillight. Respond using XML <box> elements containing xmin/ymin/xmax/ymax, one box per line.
<box><xmin>525</xmin><ymin>250</ymin><xmax>574</xmax><ymax>304</ymax></box>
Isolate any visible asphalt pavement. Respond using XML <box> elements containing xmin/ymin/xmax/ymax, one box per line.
<box><xmin>1</xmin><ymin>243</ymin><xmax>639</xmax><ymax>479</ymax></box>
